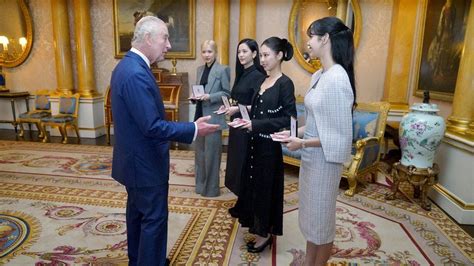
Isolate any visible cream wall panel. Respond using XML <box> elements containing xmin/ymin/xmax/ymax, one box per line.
<box><xmin>4</xmin><ymin>0</ymin><xmax>56</xmax><ymax>92</ymax></box>
<box><xmin>356</xmin><ymin>0</ymin><xmax>392</xmax><ymax>103</ymax></box>
<box><xmin>90</xmin><ymin>0</ymin><xmax>118</xmax><ymax>94</ymax></box>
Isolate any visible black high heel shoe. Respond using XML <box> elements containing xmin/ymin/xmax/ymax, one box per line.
<box><xmin>247</xmin><ymin>236</ymin><xmax>273</xmax><ymax>253</ymax></box>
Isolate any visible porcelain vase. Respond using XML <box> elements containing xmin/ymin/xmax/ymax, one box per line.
<box><xmin>399</xmin><ymin>103</ymin><xmax>446</xmax><ymax>168</ymax></box>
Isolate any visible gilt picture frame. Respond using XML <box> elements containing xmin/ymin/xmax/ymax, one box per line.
<box><xmin>413</xmin><ymin>0</ymin><xmax>470</xmax><ymax>101</ymax></box>
<box><xmin>113</xmin><ymin>0</ymin><xmax>195</xmax><ymax>59</ymax></box>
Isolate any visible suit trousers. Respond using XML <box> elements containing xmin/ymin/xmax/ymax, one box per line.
<box><xmin>195</xmin><ymin>130</ymin><xmax>222</xmax><ymax>197</ymax></box>
<box><xmin>126</xmin><ymin>185</ymin><xmax>168</xmax><ymax>266</ymax></box>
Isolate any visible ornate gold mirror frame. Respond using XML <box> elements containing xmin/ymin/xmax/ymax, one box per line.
<box><xmin>288</xmin><ymin>0</ymin><xmax>361</xmax><ymax>73</ymax></box>
<box><xmin>0</xmin><ymin>0</ymin><xmax>33</xmax><ymax>68</ymax></box>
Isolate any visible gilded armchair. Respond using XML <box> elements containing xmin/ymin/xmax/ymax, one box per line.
<box><xmin>342</xmin><ymin>102</ymin><xmax>390</xmax><ymax>196</ymax></box>
<box><xmin>40</xmin><ymin>93</ymin><xmax>81</xmax><ymax>144</ymax></box>
<box><xmin>16</xmin><ymin>89</ymin><xmax>52</xmax><ymax>138</ymax></box>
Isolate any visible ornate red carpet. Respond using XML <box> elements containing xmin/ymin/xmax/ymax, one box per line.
<box><xmin>0</xmin><ymin>141</ymin><xmax>472</xmax><ymax>265</ymax></box>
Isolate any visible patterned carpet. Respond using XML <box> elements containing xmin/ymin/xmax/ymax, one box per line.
<box><xmin>0</xmin><ymin>141</ymin><xmax>472</xmax><ymax>265</ymax></box>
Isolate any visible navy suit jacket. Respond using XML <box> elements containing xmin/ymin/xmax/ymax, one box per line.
<box><xmin>111</xmin><ymin>51</ymin><xmax>195</xmax><ymax>187</ymax></box>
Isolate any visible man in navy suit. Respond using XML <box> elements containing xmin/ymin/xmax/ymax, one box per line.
<box><xmin>110</xmin><ymin>16</ymin><xmax>219</xmax><ymax>265</ymax></box>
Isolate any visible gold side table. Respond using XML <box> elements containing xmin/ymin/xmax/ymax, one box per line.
<box><xmin>385</xmin><ymin>161</ymin><xmax>439</xmax><ymax>211</ymax></box>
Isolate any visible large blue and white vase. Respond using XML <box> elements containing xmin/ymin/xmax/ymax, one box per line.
<box><xmin>399</xmin><ymin>103</ymin><xmax>446</xmax><ymax>168</ymax></box>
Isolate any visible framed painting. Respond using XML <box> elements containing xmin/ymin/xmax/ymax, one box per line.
<box><xmin>113</xmin><ymin>0</ymin><xmax>195</xmax><ymax>59</ymax></box>
<box><xmin>414</xmin><ymin>0</ymin><xmax>471</xmax><ymax>101</ymax></box>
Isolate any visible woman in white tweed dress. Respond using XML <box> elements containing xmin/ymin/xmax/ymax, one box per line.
<box><xmin>276</xmin><ymin>17</ymin><xmax>356</xmax><ymax>265</ymax></box>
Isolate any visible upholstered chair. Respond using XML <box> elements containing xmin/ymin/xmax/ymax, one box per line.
<box><xmin>16</xmin><ymin>89</ymin><xmax>52</xmax><ymax>138</ymax></box>
<box><xmin>40</xmin><ymin>93</ymin><xmax>80</xmax><ymax>144</ymax></box>
<box><xmin>342</xmin><ymin>102</ymin><xmax>390</xmax><ymax>196</ymax></box>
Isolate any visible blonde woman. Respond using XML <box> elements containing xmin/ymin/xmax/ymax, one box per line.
<box><xmin>193</xmin><ymin>40</ymin><xmax>231</xmax><ymax>197</ymax></box>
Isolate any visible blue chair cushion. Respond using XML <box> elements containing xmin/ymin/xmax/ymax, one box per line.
<box><xmin>35</xmin><ymin>95</ymin><xmax>51</xmax><ymax>110</ymax></box>
<box><xmin>359</xmin><ymin>144</ymin><xmax>380</xmax><ymax>171</ymax></box>
<box><xmin>41</xmin><ymin>115</ymin><xmax>75</xmax><ymax>123</ymax></box>
<box><xmin>59</xmin><ymin>97</ymin><xmax>77</xmax><ymax>114</ymax></box>
<box><xmin>19</xmin><ymin>111</ymin><xmax>51</xmax><ymax>119</ymax></box>
<box><xmin>0</xmin><ymin>73</ymin><xmax>5</xmax><ymax>86</ymax></box>
<box><xmin>296</xmin><ymin>102</ymin><xmax>306</xmax><ymax>126</ymax></box>
<box><xmin>352</xmin><ymin>110</ymin><xmax>379</xmax><ymax>141</ymax></box>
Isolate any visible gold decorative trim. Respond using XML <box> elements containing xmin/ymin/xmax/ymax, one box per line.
<box><xmin>78</xmin><ymin>125</ymin><xmax>105</xmax><ymax>131</ymax></box>
<box><xmin>446</xmin><ymin>117</ymin><xmax>474</xmax><ymax>142</ymax></box>
<box><xmin>283</xmin><ymin>156</ymin><xmax>300</xmax><ymax>167</ymax></box>
<box><xmin>0</xmin><ymin>0</ymin><xmax>33</xmax><ymax>68</ymax></box>
<box><xmin>113</xmin><ymin>0</ymin><xmax>195</xmax><ymax>59</ymax></box>
<box><xmin>288</xmin><ymin>0</ymin><xmax>361</xmax><ymax>73</ymax></box>
<box><xmin>432</xmin><ymin>184</ymin><xmax>474</xmax><ymax>210</ymax></box>
<box><xmin>442</xmin><ymin>132</ymin><xmax>474</xmax><ymax>153</ymax></box>
<box><xmin>388</xmin><ymin>103</ymin><xmax>410</xmax><ymax>112</ymax></box>
<box><xmin>0</xmin><ymin>211</ymin><xmax>41</xmax><ymax>264</ymax></box>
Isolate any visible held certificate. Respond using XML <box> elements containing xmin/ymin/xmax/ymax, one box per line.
<box><xmin>191</xmin><ymin>85</ymin><xmax>205</xmax><ymax>98</ymax></box>
<box><xmin>214</xmin><ymin>96</ymin><xmax>231</xmax><ymax>114</ymax></box>
<box><xmin>222</xmin><ymin>96</ymin><xmax>231</xmax><ymax>109</ymax></box>
<box><xmin>290</xmin><ymin>116</ymin><xmax>297</xmax><ymax>138</ymax></box>
<box><xmin>238</xmin><ymin>104</ymin><xmax>250</xmax><ymax>121</ymax></box>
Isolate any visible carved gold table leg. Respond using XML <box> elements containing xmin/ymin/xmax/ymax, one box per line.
<box><xmin>385</xmin><ymin>162</ymin><xmax>401</xmax><ymax>200</ymax></box>
<box><xmin>385</xmin><ymin>161</ymin><xmax>439</xmax><ymax>211</ymax></box>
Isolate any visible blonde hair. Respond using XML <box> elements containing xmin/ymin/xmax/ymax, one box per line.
<box><xmin>201</xmin><ymin>40</ymin><xmax>218</xmax><ymax>53</ymax></box>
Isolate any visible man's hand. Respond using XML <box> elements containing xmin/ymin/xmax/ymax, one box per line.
<box><xmin>196</xmin><ymin>115</ymin><xmax>220</xmax><ymax>136</ymax></box>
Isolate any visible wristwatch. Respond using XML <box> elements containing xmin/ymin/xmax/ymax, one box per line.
<box><xmin>301</xmin><ymin>139</ymin><xmax>306</xmax><ymax>149</ymax></box>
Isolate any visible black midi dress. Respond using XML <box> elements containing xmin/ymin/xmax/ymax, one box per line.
<box><xmin>235</xmin><ymin>74</ymin><xmax>296</xmax><ymax>237</ymax></box>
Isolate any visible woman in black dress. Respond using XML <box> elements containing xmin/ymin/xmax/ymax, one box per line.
<box><xmin>225</xmin><ymin>39</ymin><xmax>266</xmax><ymax>200</ymax></box>
<box><xmin>233</xmin><ymin>37</ymin><xmax>296</xmax><ymax>253</ymax></box>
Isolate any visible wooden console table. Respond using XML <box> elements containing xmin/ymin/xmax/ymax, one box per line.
<box><xmin>0</xmin><ymin>91</ymin><xmax>30</xmax><ymax>133</ymax></box>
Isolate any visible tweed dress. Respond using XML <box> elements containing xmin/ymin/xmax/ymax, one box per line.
<box><xmin>298</xmin><ymin>64</ymin><xmax>353</xmax><ymax>245</ymax></box>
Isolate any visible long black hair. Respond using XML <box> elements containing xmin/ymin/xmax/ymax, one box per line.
<box><xmin>234</xmin><ymin>39</ymin><xmax>266</xmax><ymax>84</ymax></box>
<box><xmin>307</xmin><ymin>17</ymin><xmax>357</xmax><ymax>109</ymax></box>
<box><xmin>261</xmin><ymin>37</ymin><xmax>294</xmax><ymax>62</ymax></box>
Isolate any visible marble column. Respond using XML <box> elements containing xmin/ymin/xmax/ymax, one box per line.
<box><xmin>51</xmin><ymin>0</ymin><xmax>74</xmax><ymax>95</ymax></box>
<box><xmin>446</xmin><ymin>0</ymin><xmax>474</xmax><ymax>141</ymax></box>
<box><xmin>239</xmin><ymin>0</ymin><xmax>257</xmax><ymax>40</ymax></box>
<box><xmin>382</xmin><ymin>0</ymin><xmax>418</xmax><ymax>117</ymax></box>
<box><xmin>213</xmin><ymin>0</ymin><xmax>230</xmax><ymax>65</ymax></box>
<box><xmin>73</xmin><ymin>0</ymin><xmax>98</xmax><ymax>98</ymax></box>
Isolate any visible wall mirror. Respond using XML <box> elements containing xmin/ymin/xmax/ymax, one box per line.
<box><xmin>0</xmin><ymin>0</ymin><xmax>33</xmax><ymax>68</ymax></box>
<box><xmin>288</xmin><ymin>0</ymin><xmax>361</xmax><ymax>73</ymax></box>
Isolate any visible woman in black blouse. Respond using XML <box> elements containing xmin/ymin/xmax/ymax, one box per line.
<box><xmin>193</xmin><ymin>40</ymin><xmax>230</xmax><ymax>197</ymax></box>
<box><xmin>231</xmin><ymin>37</ymin><xmax>296</xmax><ymax>253</ymax></box>
<box><xmin>225</xmin><ymin>39</ymin><xmax>266</xmax><ymax>201</ymax></box>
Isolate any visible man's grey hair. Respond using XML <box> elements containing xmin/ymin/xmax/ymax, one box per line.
<box><xmin>131</xmin><ymin>16</ymin><xmax>165</xmax><ymax>45</ymax></box>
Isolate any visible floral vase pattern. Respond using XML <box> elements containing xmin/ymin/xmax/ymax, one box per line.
<box><xmin>399</xmin><ymin>103</ymin><xmax>446</xmax><ymax>168</ymax></box>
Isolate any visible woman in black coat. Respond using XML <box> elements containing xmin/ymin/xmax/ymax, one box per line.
<box><xmin>225</xmin><ymin>39</ymin><xmax>266</xmax><ymax>199</ymax></box>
